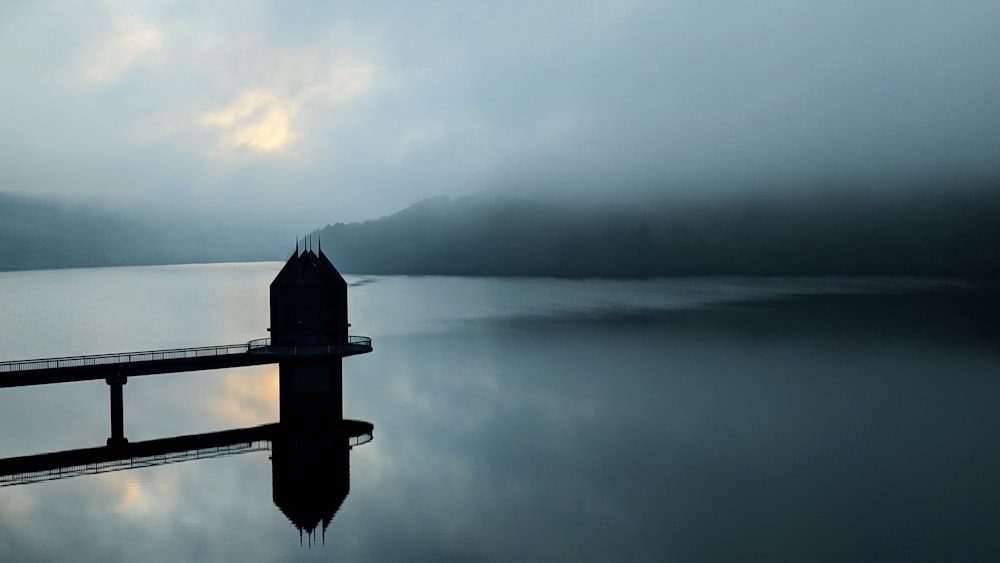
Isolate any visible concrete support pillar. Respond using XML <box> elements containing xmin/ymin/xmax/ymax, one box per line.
<box><xmin>106</xmin><ymin>375</ymin><xmax>128</xmax><ymax>447</ymax></box>
<box><xmin>279</xmin><ymin>359</ymin><xmax>344</xmax><ymax>437</ymax></box>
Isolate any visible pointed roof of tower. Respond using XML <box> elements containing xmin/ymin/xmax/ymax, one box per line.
<box><xmin>271</xmin><ymin>244</ymin><xmax>346</xmax><ymax>290</ymax></box>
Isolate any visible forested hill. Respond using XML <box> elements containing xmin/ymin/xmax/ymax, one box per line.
<box><xmin>4</xmin><ymin>187</ymin><xmax>997</xmax><ymax>278</ymax></box>
<box><xmin>314</xmin><ymin>188</ymin><xmax>999</xmax><ymax>279</ymax></box>
<box><xmin>0</xmin><ymin>193</ymin><xmax>281</xmax><ymax>270</ymax></box>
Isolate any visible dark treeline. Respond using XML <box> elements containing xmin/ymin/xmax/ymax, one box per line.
<box><xmin>4</xmin><ymin>185</ymin><xmax>997</xmax><ymax>278</ymax></box>
<box><xmin>0</xmin><ymin>193</ymin><xmax>282</xmax><ymax>270</ymax></box>
<box><xmin>1</xmin><ymin>193</ymin><xmax>154</xmax><ymax>269</ymax></box>
<box><xmin>314</xmin><ymin>186</ymin><xmax>999</xmax><ymax>279</ymax></box>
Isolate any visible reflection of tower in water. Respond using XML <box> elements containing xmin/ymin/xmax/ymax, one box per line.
<box><xmin>271</xmin><ymin>418</ymin><xmax>373</xmax><ymax>546</ymax></box>
<box><xmin>0</xmin><ymin>417</ymin><xmax>374</xmax><ymax>547</ymax></box>
<box><xmin>269</xmin><ymin>240</ymin><xmax>372</xmax><ymax>545</ymax></box>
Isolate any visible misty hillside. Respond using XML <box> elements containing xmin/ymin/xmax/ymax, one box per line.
<box><xmin>4</xmin><ymin>186</ymin><xmax>997</xmax><ymax>278</ymax></box>
<box><xmin>314</xmin><ymin>187</ymin><xmax>999</xmax><ymax>278</ymax></box>
<box><xmin>0</xmin><ymin>193</ymin><xmax>283</xmax><ymax>270</ymax></box>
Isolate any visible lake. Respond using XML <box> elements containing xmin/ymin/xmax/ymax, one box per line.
<box><xmin>0</xmin><ymin>263</ymin><xmax>998</xmax><ymax>562</ymax></box>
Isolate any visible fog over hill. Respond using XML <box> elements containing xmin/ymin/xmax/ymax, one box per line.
<box><xmin>0</xmin><ymin>192</ymin><xmax>287</xmax><ymax>271</ymax></box>
<box><xmin>313</xmin><ymin>185</ymin><xmax>999</xmax><ymax>279</ymax></box>
<box><xmin>3</xmin><ymin>2</ymin><xmax>999</xmax><ymax>228</ymax></box>
<box><xmin>3</xmin><ymin>2</ymin><xmax>999</xmax><ymax>271</ymax></box>
<box><xmin>3</xmin><ymin>183</ymin><xmax>997</xmax><ymax>278</ymax></box>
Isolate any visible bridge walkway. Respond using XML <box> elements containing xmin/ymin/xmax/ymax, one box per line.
<box><xmin>0</xmin><ymin>337</ymin><xmax>373</xmax><ymax>388</ymax></box>
<box><xmin>0</xmin><ymin>420</ymin><xmax>375</xmax><ymax>487</ymax></box>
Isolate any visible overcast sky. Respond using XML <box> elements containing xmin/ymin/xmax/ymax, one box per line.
<box><xmin>1</xmin><ymin>1</ymin><xmax>998</xmax><ymax>227</ymax></box>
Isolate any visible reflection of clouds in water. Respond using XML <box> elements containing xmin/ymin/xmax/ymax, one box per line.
<box><xmin>1</xmin><ymin>266</ymin><xmax>996</xmax><ymax>561</ymax></box>
<box><xmin>6</xmin><ymin>490</ymin><xmax>36</xmax><ymax>510</ymax></box>
<box><xmin>347</xmin><ymin>275</ymin><xmax>976</xmax><ymax>337</ymax></box>
<box><xmin>209</xmin><ymin>367</ymin><xmax>280</xmax><ymax>427</ymax></box>
<box><xmin>0</xmin><ymin>453</ymin><xmax>286</xmax><ymax>562</ymax></box>
<box><xmin>113</xmin><ymin>478</ymin><xmax>148</xmax><ymax>513</ymax></box>
<box><xmin>336</xmin><ymin>288</ymin><xmax>1000</xmax><ymax>561</ymax></box>
<box><xmin>339</xmin><ymin>333</ymin><xmax>643</xmax><ymax>560</ymax></box>
<box><xmin>105</xmin><ymin>472</ymin><xmax>181</xmax><ymax>518</ymax></box>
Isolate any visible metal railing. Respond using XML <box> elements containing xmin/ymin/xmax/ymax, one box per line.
<box><xmin>246</xmin><ymin>336</ymin><xmax>373</xmax><ymax>357</ymax></box>
<box><xmin>0</xmin><ymin>428</ymin><xmax>374</xmax><ymax>487</ymax></box>
<box><xmin>0</xmin><ymin>336</ymin><xmax>373</xmax><ymax>374</ymax></box>
<box><xmin>0</xmin><ymin>440</ymin><xmax>271</xmax><ymax>487</ymax></box>
<box><xmin>350</xmin><ymin>432</ymin><xmax>374</xmax><ymax>448</ymax></box>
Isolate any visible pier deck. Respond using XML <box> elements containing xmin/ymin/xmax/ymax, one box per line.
<box><xmin>0</xmin><ymin>337</ymin><xmax>373</xmax><ymax>388</ymax></box>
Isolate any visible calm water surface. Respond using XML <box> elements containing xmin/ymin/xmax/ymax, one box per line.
<box><xmin>0</xmin><ymin>264</ymin><xmax>997</xmax><ymax>561</ymax></box>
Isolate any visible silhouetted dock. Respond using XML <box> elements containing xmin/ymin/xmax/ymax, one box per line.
<box><xmin>1</xmin><ymin>244</ymin><xmax>378</xmax><ymax>544</ymax></box>
<box><xmin>0</xmin><ymin>419</ymin><xmax>374</xmax><ymax>487</ymax></box>
<box><xmin>2</xmin><ymin>243</ymin><xmax>373</xmax><ymax>460</ymax></box>
<box><xmin>0</xmin><ymin>337</ymin><xmax>372</xmax><ymax>388</ymax></box>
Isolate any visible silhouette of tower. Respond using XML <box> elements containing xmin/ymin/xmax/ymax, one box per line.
<box><xmin>0</xmin><ymin>241</ymin><xmax>375</xmax><ymax>547</ymax></box>
<box><xmin>268</xmin><ymin>242</ymin><xmax>374</xmax><ymax>543</ymax></box>
<box><xmin>270</xmin><ymin>419</ymin><xmax>373</xmax><ymax>545</ymax></box>
<box><xmin>270</xmin><ymin>243</ymin><xmax>349</xmax><ymax>428</ymax></box>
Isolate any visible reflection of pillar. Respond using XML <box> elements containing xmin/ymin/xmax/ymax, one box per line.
<box><xmin>279</xmin><ymin>359</ymin><xmax>343</xmax><ymax>432</ymax></box>
<box><xmin>106</xmin><ymin>375</ymin><xmax>127</xmax><ymax>447</ymax></box>
<box><xmin>271</xmin><ymin>424</ymin><xmax>351</xmax><ymax>544</ymax></box>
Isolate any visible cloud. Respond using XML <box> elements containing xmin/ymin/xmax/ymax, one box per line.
<box><xmin>309</xmin><ymin>66</ymin><xmax>375</xmax><ymax>103</ymax></box>
<box><xmin>83</xmin><ymin>18</ymin><xmax>163</xmax><ymax>83</ymax></box>
<box><xmin>201</xmin><ymin>90</ymin><xmax>299</xmax><ymax>155</ymax></box>
<box><xmin>2</xmin><ymin>0</ymin><xmax>998</xmax><ymax>228</ymax></box>
<box><xmin>199</xmin><ymin>65</ymin><xmax>374</xmax><ymax>157</ymax></box>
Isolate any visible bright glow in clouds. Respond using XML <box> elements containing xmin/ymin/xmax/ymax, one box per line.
<box><xmin>201</xmin><ymin>90</ymin><xmax>299</xmax><ymax>154</ymax></box>
<box><xmin>200</xmin><ymin>66</ymin><xmax>374</xmax><ymax>156</ymax></box>
<box><xmin>84</xmin><ymin>19</ymin><xmax>163</xmax><ymax>83</ymax></box>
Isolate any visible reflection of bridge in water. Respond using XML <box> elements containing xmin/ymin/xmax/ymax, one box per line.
<box><xmin>0</xmin><ymin>418</ymin><xmax>375</xmax><ymax>544</ymax></box>
<box><xmin>0</xmin><ymin>424</ymin><xmax>274</xmax><ymax>487</ymax></box>
<box><xmin>0</xmin><ymin>243</ymin><xmax>378</xmax><ymax>544</ymax></box>
<box><xmin>0</xmin><ymin>420</ymin><xmax>373</xmax><ymax>488</ymax></box>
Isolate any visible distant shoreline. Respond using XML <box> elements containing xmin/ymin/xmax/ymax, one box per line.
<box><xmin>4</xmin><ymin>189</ymin><xmax>997</xmax><ymax>280</ymax></box>
<box><xmin>2</xmin><ymin>260</ymin><xmax>995</xmax><ymax>288</ymax></box>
